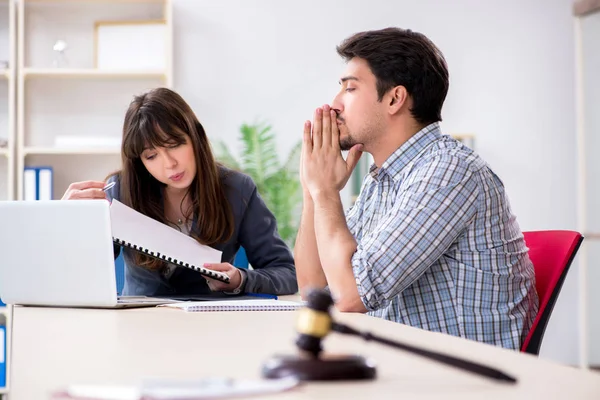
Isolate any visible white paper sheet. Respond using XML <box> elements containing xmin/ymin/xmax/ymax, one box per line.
<box><xmin>109</xmin><ymin>200</ymin><xmax>225</xmax><ymax>281</ymax></box>
<box><xmin>61</xmin><ymin>377</ymin><xmax>300</xmax><ymax>400</ymax></box>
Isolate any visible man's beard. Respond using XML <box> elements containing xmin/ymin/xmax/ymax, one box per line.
<box><xmin>339</xmin><ymin>136</ymin><xmax>356</xmax><ymax>151</ymax></box>
<box><xmin>338</xmin><ymin>122</ymin><xmax>357</xmax><ymax>151</ymax></box>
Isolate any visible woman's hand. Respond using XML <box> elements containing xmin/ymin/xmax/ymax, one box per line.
<box><xmin>62</xmin><ymin>181</ymin><xmax>107</xmax><ymax>200</ymax></box>
<box><xmin>203</xmin><ymin>262</ymin><xmax>242</xmax><ymax>292</ymax></box>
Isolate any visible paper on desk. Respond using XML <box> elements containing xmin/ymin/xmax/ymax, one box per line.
<box><xmin>159</xmin><ymin>300</ymin><xmax>303</xmax><ymax>312</ymax></box>
<box><xmin>53</xmin><ymin>377</ymin><xmax>300</xmax><ymax>400</ymax></box>
<box><xmin>109</xmin><ymin>199</ymin><xmax>222</xmax><ymax>271</ymax></box>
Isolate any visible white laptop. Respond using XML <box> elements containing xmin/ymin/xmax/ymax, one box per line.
<box><xmin>0</xmin><ymin>200</ymin><xmax>178</xmax><ymax>308</ymax></box>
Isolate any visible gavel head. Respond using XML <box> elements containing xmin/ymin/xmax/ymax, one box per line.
<box><xmin>295</xmin><ymin>289</ymin><xmax>335</xmax><ymax>358</ymax></box>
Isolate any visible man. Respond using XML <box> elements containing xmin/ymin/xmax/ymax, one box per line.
<box><xmin>294</xmin><ymin>27</ymin><xmax>539</xmax><ymax>350</ymax></box>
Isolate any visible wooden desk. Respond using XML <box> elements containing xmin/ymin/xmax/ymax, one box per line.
<box><xmin>8</xmin><ymin>298</ymin><xmax>600</xmax><ymax>399</ymax></box>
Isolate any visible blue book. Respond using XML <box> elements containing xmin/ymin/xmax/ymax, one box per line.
<box><xmin>0</xmin><ymin>322</ymin><xmax>6</xmax><ymax>388</ymax></box>
<box><xmin>23</xmin><ymin>166</ymin><xmax>53</xmax><ymax>200</ymax></box>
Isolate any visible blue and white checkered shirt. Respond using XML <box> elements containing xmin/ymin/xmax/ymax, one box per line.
<box><xmin>347</xmin><ymin>123</ymin><xmax>539</xmax><ymax>350</ymax></box>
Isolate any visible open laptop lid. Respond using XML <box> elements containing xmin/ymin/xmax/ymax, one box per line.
<box><xmin>0</xmin><ymin>200</ymin><xmax>119</xmax><ymax>307</ymax></box>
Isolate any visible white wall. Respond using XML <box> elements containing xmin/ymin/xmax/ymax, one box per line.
<box><xmin>581</xmin><ymin>11</ymin><xmax>600</xmax><ymax>366</ymax></box>
<box><xmin>171</xmin><ymin>0</ymin><xmax>582</xmax><ymax>365</ymax></box>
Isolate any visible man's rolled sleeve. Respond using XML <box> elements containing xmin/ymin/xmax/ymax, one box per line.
<box><xmin>352</xmin><ymin>253</ymin><xmax>381</xmax><ymax>310</ymax></box>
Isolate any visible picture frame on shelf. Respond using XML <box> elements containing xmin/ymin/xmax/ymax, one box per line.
<box><xmin>94</xmin><ymin>20</ymin><xmax>167</xmax><ymax>71</ymax></box>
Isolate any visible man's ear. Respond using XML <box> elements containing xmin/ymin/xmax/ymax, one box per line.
<box><xmin>388</xmin><ymin>86</ymin><xmax>408</xmax><ymax>115</ymax></box>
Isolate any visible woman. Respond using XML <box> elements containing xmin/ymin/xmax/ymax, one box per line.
<box><xmin>62</xmin><ymin>88</ymin><xmax>297</xmax><ymax>296</ymax></box>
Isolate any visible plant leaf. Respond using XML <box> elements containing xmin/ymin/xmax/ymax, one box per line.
<box><xmin>264</xmin><ymin>169</ymin><xmax>302</xmax><ymax>246</ymax></box>
<box><xmin>240</xmin><ymin>122</ymin><xmax>280</xmax><ymax>195</ymax></box>
<box><xmin>283</xmin><ymin>141</ymin><xmax>302</xmax><ymax>175</ymax></box>
<box><xmin>213</xmin><ymin>121</ymin><xmax>304</xmax><ymax>249</ymax></box>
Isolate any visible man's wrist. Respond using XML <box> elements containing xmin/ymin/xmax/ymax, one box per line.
<box><xmin>302</xmin><ymin>189</ymin><xmax>312</xmax><ymax>202</ymax></box>
<box><xmin>311</xmin><ymin>188</ymin><xmax>340</xmax><ymax>204</ymax></box>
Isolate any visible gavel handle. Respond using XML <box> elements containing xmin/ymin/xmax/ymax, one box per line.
<box><xmin>331</xmin><ymin>322</ymin><xmax>517</xmax><ymax>383</ymax></box>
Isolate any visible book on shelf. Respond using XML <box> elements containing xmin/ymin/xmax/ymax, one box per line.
<box><xmin>23</xmin><ymin>166</ymin><xmax>53</xmax><ymax>201</ymax></box>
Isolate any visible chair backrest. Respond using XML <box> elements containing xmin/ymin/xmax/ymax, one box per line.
<box><xmin>233</xmin><ymin>247</ymin><xmax>249</xmax><ymax>269</ymax></box>
<box><xmin>521</xmin><ymin>230</ymin><xmax>583</xmax><ymax>354</ymax></box>
<box><xmin>115</xmin><ymin>253</ymin><xmax>125</xmax><ymax>296</ymax></box>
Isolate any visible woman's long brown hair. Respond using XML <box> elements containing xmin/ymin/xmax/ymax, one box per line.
<box><xmin>110</xmin><ymin>88</ymin><xmax>234</xmax><ymax>270</ymax></box>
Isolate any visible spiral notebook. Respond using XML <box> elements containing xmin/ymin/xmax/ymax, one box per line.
<box><xmin>109</xmin><ymin>200</ymin><xmax>229</xmax><ymax>284</ymax></box>
<box><xmin>159</xmin><ymin>299</ymin><xmax>303</xmax><ymax>312</ymax></box>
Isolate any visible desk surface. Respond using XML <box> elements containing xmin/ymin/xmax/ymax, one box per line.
<box><xmin>9</xmin><ymin>296</ymin><xmax>600</xmax><ymax>399</ymax></box>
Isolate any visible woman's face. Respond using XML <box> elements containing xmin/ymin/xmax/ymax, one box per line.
<box><xmin>140</xmin><ymin>135</ymin><xmax>197</xmax><ymax>191</ymax></box>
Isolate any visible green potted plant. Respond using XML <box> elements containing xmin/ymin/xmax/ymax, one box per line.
<box><xmin>213</xmin><ymin>122</ymin><xmax>302</xmax><ymax>249</ymax></box>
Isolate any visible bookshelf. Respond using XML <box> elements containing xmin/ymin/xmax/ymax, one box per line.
<box><xmin>15</xmin><ymin>0</ymin><xmax>173</xmax><ymax>200</ymax></box>
<box><xmin>0</xmin><ymin>0</ymin><xmax>15</xmax><ymax>202</ymax></box>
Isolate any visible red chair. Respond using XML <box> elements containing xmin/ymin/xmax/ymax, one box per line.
<box><xmin>521</xmin><ymin>230</ymin><xmax>584</xmax><ymax>355</ymax></box>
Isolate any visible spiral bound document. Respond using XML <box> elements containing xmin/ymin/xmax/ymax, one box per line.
<box><xmin>160</xmin><ymin>300</ymin><xmax>303</xmax><ymax>312</ymax></box>
<box><xmin>109</xmin><ymin>200</ymin><xmax>229</xmax><ymax>284</ymax></box>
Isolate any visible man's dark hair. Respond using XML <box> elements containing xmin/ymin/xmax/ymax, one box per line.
<box><xmin>337</xmin><ymin>27</ymin><xmax>449</xmax><ymax>125</ymax></box>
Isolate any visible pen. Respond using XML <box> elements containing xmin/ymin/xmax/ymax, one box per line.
<box><xmin>246</xmin><ymin>293</ymin><xmax>278</xmax><ymax>300</ymax></box>
<box><xmin>102</xmin><ymin>181</ymin><xmax>116</xmax><ymax>192</ymax></box>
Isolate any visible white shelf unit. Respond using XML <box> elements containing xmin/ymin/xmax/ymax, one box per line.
<box><xmin>16</xmin><ymin>0</ymin><xmax>173</xmax><ymax>200</ymax></box>
<box><xmin>23</xmin><ymin>68</ymin><xmax>168</xmax><ymax>79</ymax></box>
<box><xmin>0</xmin><ymin>0</ymin><xmax>15</xmax><ymax>201</ymax></box>
<box><xmin>23</xmin><ymin>146</ymin><xmax>121</xmax><ymax>155</ymax></box>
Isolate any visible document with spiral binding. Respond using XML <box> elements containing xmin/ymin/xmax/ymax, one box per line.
<box><xmin>159</xmin><ymin>299</ymin><xmax>303</xmax><ymax>312</ymax></box>
<box><xmin>109</xmin><ymin>200</ymin><xmax>230</xmax><ymax>284</ymax></box>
